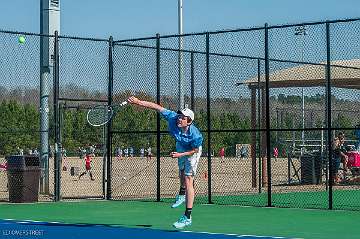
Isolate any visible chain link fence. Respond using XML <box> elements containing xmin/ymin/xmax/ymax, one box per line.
<box><xmin>57</xmin><ymin>36</ymin><xmax>109</xmax><ymax>200</ymax></box>
<box><xmin>0</xmin><ymin>18</ymin><xmax>360</xmax><ymax>210</ymax></box>
<box><xmin>0</xmin><ymin>31</ymin><xmax>51</xmax><ymax>202</ymax></box>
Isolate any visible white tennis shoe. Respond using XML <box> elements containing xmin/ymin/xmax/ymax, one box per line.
<box><xmin>171</xmin><ymin>195</ymin><xmax>185</xmax><ymax>208</ymax></box>
<box><xmin>173</xmin><ymin>215</ymin><xmax>192</xmax><ymax>229</ymax></box>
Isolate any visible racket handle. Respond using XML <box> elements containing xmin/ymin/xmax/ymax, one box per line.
<box><xmin>120</xmin><ymin>101</ymin><xmax>128</xmax><ymax>106</ymax></box>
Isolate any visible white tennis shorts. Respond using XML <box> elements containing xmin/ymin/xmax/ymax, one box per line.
<box><xmin>178</xmin><ymin>146</ymin><xmax>202</xmax><ymax>176</ymax></box>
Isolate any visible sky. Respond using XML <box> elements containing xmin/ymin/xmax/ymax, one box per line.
<box><xmin>0</xmin><ymin>0</ymin><xmax>359</xmax><ymax>40</ymax></box>
<box><xmin>0</xmin><ymin>0</ymin><xmax>359</xmax><ymax>103</ymax></box>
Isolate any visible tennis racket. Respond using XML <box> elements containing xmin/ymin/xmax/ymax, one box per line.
<box><xmin>87</xmin><ymin>101</ymin><xmax>128</xmax><ymax>127</ymax></box>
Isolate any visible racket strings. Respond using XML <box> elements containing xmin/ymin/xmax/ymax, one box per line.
<box><xmin>87</xmin><ymin>106</ymin><xmax>113</xmax><ymax>126</ymax></box>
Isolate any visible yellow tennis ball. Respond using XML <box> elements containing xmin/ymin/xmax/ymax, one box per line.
<box><xmin>18</xmin><ymin>36</ymin><xmax>26</xmax><ymax>44</ymax></box>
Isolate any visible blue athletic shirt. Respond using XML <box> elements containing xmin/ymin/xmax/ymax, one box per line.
<box><xmin>160</xmin><ymin>109</ymin><xmax>203</xmax><ymax>153</ymax></box>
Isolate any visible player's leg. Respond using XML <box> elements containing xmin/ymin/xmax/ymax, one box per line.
<box><xmin>172</xmin><ymin>159</ymin><xmax>186</xmax><ymax>208</ymax></box>
<box><xmin>173</xmin><ymin>147</ymin><xmax>202</xmax><ymax>229</ymax></box>
<box><xmin>173</xmin><ymin>178</ymin><xmax>193</xmax><ymax>229</ymax></box>
<box><xmin>342</xmin><ymin>156</ymin><xmax>349</xmax><ymax>172</ymax></box>
<box><xmin>184</xmin><ymin>148</ymin><xmax>201</xmax><ymax>218</ymax></box>
<box><xmin>184</xmin><ymin>175</ymin><xmax>194</xmax><ymax>217</ymax></box>
<box><xmin>79</xmin><ymin>170</ymin><xmax>86</xmax><ymax>179</ymax></box>
<box><xmin>333</xmin><ymin>157</ymin><xmax>341</xmax><ymax>183</ymax></box>
<box><xmin>89</xmin><ymin>169</ymin><xmax>95</xmax><ymax>181</ymax></box>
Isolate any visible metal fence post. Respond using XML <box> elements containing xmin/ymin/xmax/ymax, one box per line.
<box><xmin>206</xmin><ymin>32</ymin><xmax>212</xmax><ymax>204</ymax></box>
<box><xmin>325</xmin><ymin>22</ymin><xmax>333</xmax><ymax>210</ymax></box>
<box><xmin>156</xmin><ymin>33</ymin><xmax>161</xmax><ymax>202</ymax></box>
<box><xmin>53</xmin><ymin>30</ymin><xmax>61</xmax><ymax>202</ymax></box>
<box><xmin>257</xmin><ymin>58</ymin><xmax>262</xmax><ymax>194</ymax></box>
<box><xmin>190</xmin><ymin>52</ymin><xmax>195</xmax><ymax>110</ymax></box>
<box><xmin>264</xmin><ymin>23</ymin><xmax>272</xmax><ymax>207</ymax></box>
<box><xmin>106</xmin><ymin>36</ymin><xmax>114</xmax><ymax>200</ymax></box>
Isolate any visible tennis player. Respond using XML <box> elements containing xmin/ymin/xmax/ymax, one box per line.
<box><xmin>128</xmin><ymin>96</ymin><xmax>203</xmax><ymax>229</ymax></box>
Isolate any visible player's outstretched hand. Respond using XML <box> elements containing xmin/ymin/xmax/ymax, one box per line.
<box><xmin>128</xmin><ymin>96</ymin><xmax>140</xmax><ymax>105</ymax></box>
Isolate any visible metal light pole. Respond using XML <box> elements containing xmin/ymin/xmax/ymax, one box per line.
<box><xmin>40</xmin><ymin>0</ymin><xmax>60</xmax><ymax>194</ymax></box>
<box><xmin>178</xmin><ymin>0</ymin><xmax>185</xmax><ymax>109</ymax></box>
<box><xmin>295</xmin><ymin>25</ymin><xmax>307</xmax><ymax>153</ymax></box>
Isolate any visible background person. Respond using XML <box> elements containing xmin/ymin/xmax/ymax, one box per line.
<box><xmin>78</xmin><ymin>153</ymin><xmax>95</xmax><ymax>181</ymax></box>
<box><xmin>146</xmin><ymin>145</ymin><xmax>152</xmax><ymax>161</ymax></box>
<box><xmin>219</xmin><ymin>147</ymin><xmax>225</xmax><ymax>163</ymax></box>
<box><xmin>332</xmin><ymin>132</ymin><xmax>349</xmax><ymax>183</ymax></box>
<box><xmin>355</xmin><ymin>125</ymin><xmax>360</xmax><ymax>151</ymax></box>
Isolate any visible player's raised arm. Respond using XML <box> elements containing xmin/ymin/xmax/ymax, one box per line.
<box><xmin>127</xmin><ymin>96</ymin><xmax>165</xmax><ymax>112</ymax></box>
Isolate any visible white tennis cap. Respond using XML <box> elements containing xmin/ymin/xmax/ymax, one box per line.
<box><xmin>178</xmin><ymin>108</ymin><xmax>195</xmax><ymax>121</ymax></box>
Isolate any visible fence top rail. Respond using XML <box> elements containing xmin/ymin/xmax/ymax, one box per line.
<box><xmin>114</xmin><ymin>36</ymin><xmax>158</xmax><ymax>43</ymax></box>
<box><xmin>0</xmin><ymin>29</ymin><xmax>109</xmax><ymax>42</ymax></box>
<box><xmin>57</xmin><ymin>34</ymin><xmax>109</xmax><ymax>42</ymax></box>
<box><xmin>267</xmin><ymin>17</ymin><xmax>360</xmax><ymax>29</ymax></box>
<box><xmin>0</xmin><ymin>29</ymin><xmax>53</xmax><ymax>37</ymax></box>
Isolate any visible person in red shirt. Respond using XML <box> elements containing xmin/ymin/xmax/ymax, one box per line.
<box><xmin>78</xmin><ymin>153</ymin><xmax>95</xmax><ymax>181</ymax></box>
<box><xmin>273</xmin><ymin>147</ymin><xmax>279</xmax><ymax>160</ymax></box>
<box><xmin>219</xmin><ymin>147</ymin><xmax>225</xmax><ymax>163</ymax></box>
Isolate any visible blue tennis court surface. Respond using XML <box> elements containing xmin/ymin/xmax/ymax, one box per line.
<box><xmin>0</xmin><ymin>219</ymin><xmax>295</xmax><ymax>239</ymax></box>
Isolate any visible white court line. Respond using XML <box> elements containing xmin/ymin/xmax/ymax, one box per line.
<box><xmin>2</xmin><ymin>218</ymin><xmax>114</xmax><ymax>226</ymax></box>
<box><xmin>3</xmin><ymin>218</ymin><xmax>63</xmax><ymax>224</ymax></box>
